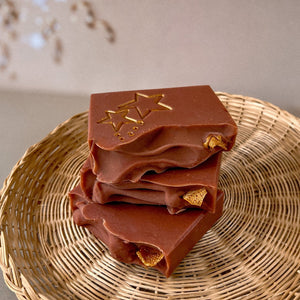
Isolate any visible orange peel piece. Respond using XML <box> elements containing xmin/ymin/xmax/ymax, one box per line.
<box><xmin>183</xmin><ymin>188</ymin><xmax>207</xmax><ymax>207</ymax></box>
<box><xmin>136</xmin><ymin>246</ymin><xmax>164</xmax><ymax>267</ymax></box>
<box><xmin>204</xmin><ymin>135</ymin><xmax>227</xmax><ymax>150</ymax></box>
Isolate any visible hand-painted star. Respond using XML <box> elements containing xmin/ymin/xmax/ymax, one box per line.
<box><xmin>118</xmin><ymin>93</ymin><xmax>172</xmax><ymax>119</ymax></box>
<box><xmin>97</xmin><ymin>109</ymin><xmax>138</xmax><ymax>132</ymax></box>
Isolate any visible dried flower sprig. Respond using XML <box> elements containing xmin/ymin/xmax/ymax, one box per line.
<box><xmin>0</xmin><ymin>0</ymin><xmax>116</xmax><ymax>79</ymax></box>
<box><xmin>70</xmin><ymin>0</ymin><xmax>116</xmax><ymax>43</ymax></box>
<box><xmin>0</xmin><ymin>0</ymin><xmax>19</xmax><ymax>39</ymax></box>
<box><xmin>0</xmin><ymin>0</ymin><xmax>19</xmax><ymax>78</ymax></box>
<box><xmin>0</xmin><ymin>42</ymin><xmax>10</xmax><ymax>71</ymax></box>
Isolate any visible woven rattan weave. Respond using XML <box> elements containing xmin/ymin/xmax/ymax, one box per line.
<box><xmin>0</xmin><ymin>93</ymin><xmax>299</xmax><ymax>300</ymax></box>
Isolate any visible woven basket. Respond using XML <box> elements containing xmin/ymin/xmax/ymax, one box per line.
<box><xmin>0</xmin><ymin>93</ymin><xmax>299</xmax><ymax>300</ymax></box>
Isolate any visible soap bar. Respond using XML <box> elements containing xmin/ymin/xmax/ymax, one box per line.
<box><xmin>88</xmin><ymin>85</ymin><xmax>237</xmax><ymax>183</ymax></box>
<box><xmin>69</xmin><ymin>185</ymin><xmax>224</xmax><ymax>277</ymax></box>
<box><xmin>81</xmin><ymin>152</ymin><xmax>222</xmax><ymax>214</ymax></box>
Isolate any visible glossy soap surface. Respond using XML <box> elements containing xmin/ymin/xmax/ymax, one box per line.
<box><xmin>81</xmin><ymin>153</ymin><xmax>222</xmax><ymax>213</ymax></box>
<box><xmin>88</xmin><ymin>85</ymin><xmax>237</xmax><ymax>183</ymax></box>
<box><xmin>70</xmin><ymin>186</ymin><xmax>224</xmax><ymax>277</ymax></box>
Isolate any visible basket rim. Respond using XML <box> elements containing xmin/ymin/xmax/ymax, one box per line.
<box><xmin>216</xmin><ymin>92</ymin><xmax>299</xmax><ymax>123</ymax></box>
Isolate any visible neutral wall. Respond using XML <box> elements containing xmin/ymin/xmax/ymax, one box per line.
<box><xmin>0</xmin><ymin>0</ymin><xmax>299</xmax><ymax>115</ymax></box>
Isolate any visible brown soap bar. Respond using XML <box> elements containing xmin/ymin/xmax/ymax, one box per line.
<box><xmin>69</xmin><ymin>185</ymin><xmax>224</xmax><ymax>277</ymax></box>
<box><xmin>81</xmin><ymin>152</ymin><xmax>222</xmax><ymax>214</ymax></box>
<box><xmin>89</xmin><ymin>85</ymin><xmax>237</xmax><ymax>183</ymax></box>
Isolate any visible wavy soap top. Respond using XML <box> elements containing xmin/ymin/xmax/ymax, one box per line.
<box><xmin>88</xmin><ymin>85</ymin><xmax>237</xmax><ymax>151</ymax></box>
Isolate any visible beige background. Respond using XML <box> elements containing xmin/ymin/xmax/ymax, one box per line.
<box><xmin>0</xmin><ymin>1</ymin><xmax>299</xmax><ymax>299</ymax></box>
<box><xmin>1</xmin><ymin>0</ymin><xmax>299</xmax><ymax>113</ymax></box>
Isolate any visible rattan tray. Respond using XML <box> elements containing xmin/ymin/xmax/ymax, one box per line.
<box><xmin>0</xmin><ymin>93</ymin><xmax>299</xmax><ymax>300</ymax></box>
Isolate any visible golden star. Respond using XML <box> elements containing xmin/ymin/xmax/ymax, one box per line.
<box><xmin>97</xmin><ymin>109</ymin><xmax>138</xmax><ymax>132</ymax></box>
<box><xmin>118</xmin><ymin>92</ymin><xmax>172</xmax><ymax>119</ymax></box>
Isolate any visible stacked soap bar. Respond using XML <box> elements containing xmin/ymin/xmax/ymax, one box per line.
<box><xmin>69</xmin><ymin>85</ymin><xmax>237</xmax><ymax>277</ymax></box>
